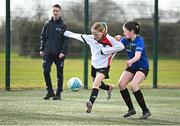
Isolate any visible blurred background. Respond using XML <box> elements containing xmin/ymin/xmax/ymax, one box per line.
<box><xmin>0</xmin><ymin>0</ymin><xmax>180</xmax><ymax>89</ymax></box>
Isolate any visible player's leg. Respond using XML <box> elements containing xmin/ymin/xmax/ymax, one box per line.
<box><xmin>91</xmin><ymin>66</ymin><xmax>113</xmax><ymax>99</ymax></box>
<box><xmin>91</xmin><ymin>66</ymin><xmax>96</xmax><ymax>83</ymax></box>
<box><xmin>99</xmin><ymin>81</ymin><xmax>110</xmax><ymax>90</ymax></box>
<box><xmin>43</xmin><ymin>54</ymin><xmax>54</xmax><ymax>99</ymax></box>
<box><xmin>118</xmin><ymin>70</ymin><xmax>136</xmax><ymax>117</ymax></box>
<box><xmin>53</xmin><ymin>56</ymin><xmax>65</xmax><ymax>100</ymax></box>
<box><xmin>99</xmin><ymin>81</ymin><xmax>114</xmax><ymax>100</ymax></box>
<box><xmin>93</xmin><ymin>76</ymin><xmax>113</xmax><ymax>99</ymax></box>
<box><xmin>98</xmin><ymin>67</ymin><xmax>113</xmax><ymax>100</ymax></box>
<box><xmin>86</xmin><ymin>73</ymin><xmax>105</xmax><ymax>113</ymax></box>
<box><xmin>92</xmin><ymin>76</ymin><xmax>113</xmax><ymax>100</ymax></box>
<box><xmin>130</xmin><ymin>70</ymin><xmax>151</xmax><ymax>119</ymax></box>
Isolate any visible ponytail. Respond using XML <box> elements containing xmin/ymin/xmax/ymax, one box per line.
<box><xmin>123</xmin><ymin>21</ymin><xmax>140</xmax><ymax>34</ymax></box>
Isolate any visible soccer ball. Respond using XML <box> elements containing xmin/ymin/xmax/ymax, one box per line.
<box><xmin>67</xmin><ymin>77</ymin><xmax>82</xmax><ymax>92</ymax></box>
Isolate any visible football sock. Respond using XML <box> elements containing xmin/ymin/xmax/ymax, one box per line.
<box><xmin>133</xmin><ymin>89</ymin><xmax>149</xmax><ymax>113</ymax></box>
<box><xmin>89</xmin><ymin>88</ymin><xmax>99</xmax><ymax>104</ymax></box>
<box><xmin>120</xmin><ymin>88</ymin><xmax>134</xmax><ymax>110</ymax></box>
<box><xmin>99</xmin><ymin>82</ymin><xmax>110</xmax><ymax>91</ymax></box>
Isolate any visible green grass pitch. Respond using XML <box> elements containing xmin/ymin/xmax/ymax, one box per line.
<box><xmin>0</xmin><ymin>89</ymin><xmax>180</xmax><ymax>125</ymax></box>
<box><xmin>0</xmin><ymin>53</ymin><xmax>180</xmax><ymax>89</ymax></box>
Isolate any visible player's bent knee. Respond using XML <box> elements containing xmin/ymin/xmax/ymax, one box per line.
<box><xmin>130</xmin><ymin>84</ymin><xmax>139</xmax><ymax>92</ymax></box>
<box><xmin>118</xmin><ymin>82</ymin><xmax>127</xmax><ymax>90</ymax></box>
<box><xmin>92</xmin><ymin>83</ymin><xmax>100</xmax><ymax>89</ymax></box>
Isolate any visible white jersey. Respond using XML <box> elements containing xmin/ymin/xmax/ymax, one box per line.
<box><xmin>64</xmin><ymin>31</ymin><xmax>124</xmax><ymax>69</ymax></box>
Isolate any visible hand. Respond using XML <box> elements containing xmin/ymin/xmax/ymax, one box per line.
<box><xmin>115</xmin><ymin>35</ymin><xmax>122</xmax><ymax>41</ymax></box>
<box><xmin>40</xmin><ymin>51</ymin><xmax>45</xmax><ymax>57</ymax></box>
<box><xmin>127</xmin><ymin>60</ymin><xmax>133</xmax><ymax>67</ymax></box>
<box><xmin>59</xmin><ymin>53</ymin><xmax>65</xmax><ymax>59</ymax></box>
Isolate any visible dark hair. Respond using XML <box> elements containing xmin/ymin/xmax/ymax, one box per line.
<box><xmin>52</xmin><ymin>4</ymin><xmax>61</xmax><ymax>10</ymax></box>
<box><xmin>123</xmin><ymin>21</ymin><xmax>140</xmax><ymax>34</ymax></box>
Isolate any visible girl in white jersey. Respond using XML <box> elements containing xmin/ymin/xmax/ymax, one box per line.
<box><xmin>64</xmin><ymin>22</ymin><xmax>124</xmax><ymax>113</ymax></box>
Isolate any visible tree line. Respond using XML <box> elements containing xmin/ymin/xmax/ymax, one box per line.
<box><xmin>0</xmin><ymin>0</ymin><xmax>179</xmax><ymax>58</ymax></box>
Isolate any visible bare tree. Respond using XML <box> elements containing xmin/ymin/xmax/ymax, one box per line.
<box><xmin>33</xmin><ymin>0</ymin><xmax>48</xmax><ymax>21</ymax></box>
<box><xmin>159</xmin><ymin>9</ymin><xmax>180</xmax><ymax>23</ymax></box>
<box><xmin>63</xmin><ymin>0</ymin><xmax>126</xmax><ymax>24</ymax></box>
<box><xmin>127</xmin><ymin>1</ymin><xmax>153</xmax><ymax>20</ymax></box>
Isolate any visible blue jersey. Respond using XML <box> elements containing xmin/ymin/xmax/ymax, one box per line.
<box><xmin>121</xmin><ymin>36</ymin><xmax>149</xmax><ymax>70</ymax></box>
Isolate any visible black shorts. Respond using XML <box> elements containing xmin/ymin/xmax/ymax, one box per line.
<box><xmin>125</xmin><ymin>67</ymin><xmax>149</xmax><ymax>77</ymax></box>
<box><xmin>91</xmin><ymin>66</ymin><xmax>110</xmax><ymax>79</ymax></box>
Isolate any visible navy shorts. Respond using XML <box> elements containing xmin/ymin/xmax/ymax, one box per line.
<box><xmin>125</xmin><ymin>67</ymin><xmax>149</xmax><ymax>77</ymax></box>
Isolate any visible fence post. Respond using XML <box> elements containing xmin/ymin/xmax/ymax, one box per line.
<box><xmin>83</xmin><ymin>0</ymin><xmax>89</xmax><ymax>89</ymax></box>
<box><xmin>153</xmin><ymin>0</ymin><xmax>158</xmax><ymax>88</ymax></box>
<box><xmin>5</xmin><ymin>0</ymin><xmax>11</xmax><ymax>91</ymax></box>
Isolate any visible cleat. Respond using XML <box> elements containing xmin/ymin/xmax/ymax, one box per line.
<box><xmin>86</xmin><ymin>101</ymin><xmax>92</xmax><ymax>113</ymax></box>
<box><xmin>53</xmin><ymin>94</ymin><xmax>61</xmax><ymax>100</ymax></box>
<box><xmin>43</xmin><ymin>92</ymin><xmax>55</xmax><ymax>100</ymax></box>
<box><xmin>123</xmin><ymin>109</ymin><xmax>136</xmax><ymax>118</ymax></box>
<box><xmin>106</xmin><ymin>84</ymin><xmax>114</xmax><ymax>100</ymax></box>
<box><xmin>139</xmin><ymin>110</ymin><xmax>151</xmax><ymax>119</ymax></box>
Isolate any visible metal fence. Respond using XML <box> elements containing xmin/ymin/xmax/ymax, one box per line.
<box><xmin>0</xmin><ymin>0</ymin><xmax>180</xmax><ymax>89</ymax></box>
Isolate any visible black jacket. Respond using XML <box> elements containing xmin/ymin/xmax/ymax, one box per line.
<box><xmin>40</xmin><ymin>17</ymin><xmax>68</xmax><ymax>55</ymax></box>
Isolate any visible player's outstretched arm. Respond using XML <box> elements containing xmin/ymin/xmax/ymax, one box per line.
<box><xmin>64</xmin><ymin>31</ymin><xmax>86</xmax><ymax>43</ymax></box>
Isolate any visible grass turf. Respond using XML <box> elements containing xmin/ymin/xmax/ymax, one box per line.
<box><xmin>0</xmin><ymin>53</ymin><xmax>180</xmax><ymax>89</ymax></box>
<box><xmin>0</xmin><ymin>88</ymin><xmax>180</xmax><ymax>125</ymax></box>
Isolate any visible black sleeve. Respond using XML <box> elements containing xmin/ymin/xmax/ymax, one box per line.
<box><xmin>61</xmin><ymin>24</ymin><xmax>69</xmax><ymax>55</ymax></box>
<box><xmin>40</xmin><ymin>22</ymin><xmax>48</xmax><ymax>52</ymax></box>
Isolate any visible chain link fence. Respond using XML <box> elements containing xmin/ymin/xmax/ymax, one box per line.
<box><xmin>0</xmin><ymin>0</ymin><xmax>180</xmax><ymax>89</ymax></box>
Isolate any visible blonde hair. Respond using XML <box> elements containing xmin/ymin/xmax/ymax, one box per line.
<box><xmin>91</xmin><ymin>22</ymin><xmax>108</xmax><ymax>35</ymax></box>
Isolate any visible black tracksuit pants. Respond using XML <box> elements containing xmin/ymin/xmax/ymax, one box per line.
<box><xmin>43</xmin><ymin>53</ymin><xmax>64</xmax><ymax>95</ymax></box>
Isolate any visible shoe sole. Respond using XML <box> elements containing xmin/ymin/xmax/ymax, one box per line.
<box><xmin>86</xmin><ymin>102</ymin><xmax>92</xmax><ymax>113</ymax></box>
<box><xmin>53</xmin><ymin>98</ymin><xmax>61</xmax><ymax>100</ymax></box>
<box><xmin>43</xmin><ymin>96</ymin><xmax>54</xmax><ymax>100</ymax></box>
<box><xmin>106</xmin><ymin>85</ymin><xmax>114</xmax><ymax>100</ymax></box>
<box><xmin>124</xmin><ymin>110</ymin><xmax>136</xmax><ymax>118</ymax></box>
<box><xmin>139</xmin><ymin>112</ymin><xmax>151</xmax><ymax>119</ymax></box>
<box><xmin>124</xmin><ymin>113</ymin><xmax>136</xmax><ymax>117</ymax></box>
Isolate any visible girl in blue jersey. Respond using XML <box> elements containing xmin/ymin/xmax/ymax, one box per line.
<box><xmin>116</xmin><ymin>21</ymin><xmax>151</xmax><ymax>119</ymax></box>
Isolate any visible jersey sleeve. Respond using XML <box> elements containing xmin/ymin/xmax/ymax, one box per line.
<box><xmin>120</xmin><ymin>37</ymin><xmax>127</xmax><ymax>46</ymax></box>
<box><xmin>64</xmin><ymin>31</ymin><xmax>90</xmax><ymax>45</ymax></box>
<box><xmin>136</xmin><ymin>38</ymin><xmax>144</xmax><ymax>53</ymax></box>
<box><xmin>101</xmin><ymin>35</ymin><xmax>125</xmax><ymax>54</ymax></box>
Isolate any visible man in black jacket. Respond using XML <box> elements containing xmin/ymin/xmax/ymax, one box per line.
<box><xmin>40</xmin><ymin>4</ymin><xmax>68</xmax><ymax>100</ymax></box>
